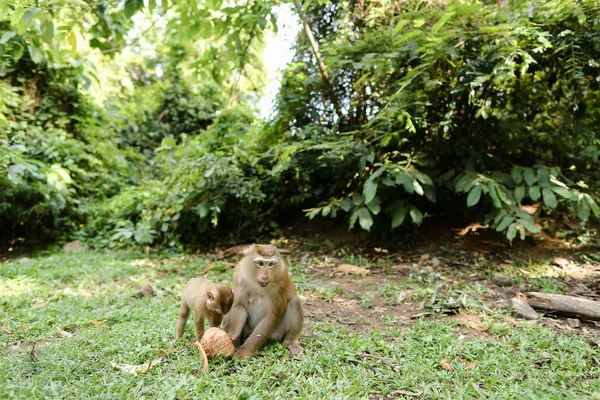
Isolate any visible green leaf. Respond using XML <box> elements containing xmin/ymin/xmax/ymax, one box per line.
<box><xmin>519</xmin><ymin>224</ymin><xmax>526</xmax><ymax>240</ymax></box>
<box><xmin>363</xmin><ymin>180</ymin><xmax>378</xmax><ymax>204</ymax></box>
<box><xmin>431</xmin><ymin>11</ymin><xmax>455</xmax><ymax>33</ymax></box>
<box><xmin>506</xmin><ymin>223</ymin><xmax>517</xmax><ymax>242</ymax></box>
<box><xmin>412</xmin><ymin>180</ymin><xmax>424</xmax><ymax>196</ymax></box>
<box><xmin>529</xmin><ymin>185</ymin><xmax>541</xmax><ymax>201</ymax></box>
<box><xmin>491</xmin><ymin>171</ymin><xmax>513</xmax><ymax>185</ymax></box>
<box><xmin>411</xmin><ymin>167</ymin><xmax>433</xmax><ymax>185</ymax></box>
<box><xmin>551</xmin><ymin>186</ymin><xmax>577</xmax><ymax>201</ymax></box>
<box><xmin>0</xmin><ymin>3</ymin><xmax>10</xmax><ymax>20</ymax></box>
<box><xmin>24</xmin><ymin>7</ymin><xmax>41</xmax><ymax>24</ymax></box>
<box><xmin>197</xmin><ymin>202</ymin><xmax>209</xmax><ymax>218</ymax></box>
<box><xmin>455</xmin><ymin>174</ymin><xmax>477</xmax><ymax>193</ymax></box>
<box><xmin>542</xmin><ymin>188</ymin><xmax>558</xmax><ymax>208</ymax></box>
<box><xmin>11</xmin><ymin>42</ymin><xmax>24</xmax><ymax>61</ymax></box>
<box><xmin>423</xmin><ymin>185</ymin><xmax>436</xmax><ymax>202</ymax></box>
<box><xmin>488</xmin><ymin>185</ymin><xmax>501</xmax><ymax>208</ymax></box>
<box><xmin>124</xmin><ymin>0</ymin><xmax>144</xmax><ymax>18</ymax></box>
<box><xmin>357</xmin><ymin>207</ymin><xmax>373</xmax><ymax>231</ymax></box>
<box><xmin>576</xmin><ymin>198</ymin><xmax>590</xmax><ymax>221</ymax></box>
<box><xmin>67</xmin><ymin>31</ymin><xmax>77</xmax><ymax>56</ymax></box>
<box><xmin>27</xmin><ymin>45</ymin><xmax>43</xmax><ymax>64</ymax></box>
<box><xmin>467</xmin><ymin>185</ymin><xmax>482</xmax><ymax>207</ymax></box>
<box><xmin>11</xmin><ymin>8</ymin><xmax>26</xmax><ymax>35</ymax></box>
<box><xmin>371</xmin><ymin>166</ymin><xmax>386</xmax><ymax>180</ymax></box>
<box><xmin>523</xmin><ymin>168</ymin><xmax>536</xmax><ymax>186</ymax></box>
<box><xmin>511</xmin><ymin>167</ymin><xmax>523</xmax><ymax>185</ymax></box>
<box><xmin>396</xmin><ymin>172</ymin><xmax>413</xmax><ymax>194</ymax></box>
<box><xmin>391</xmin><ymin>206</ymin><xmax>408</xmax><ymax>228</ymax></box>
<box><xmin>0</xmin><ymin>31</ymin><xmax>16</xmax><ymax>43</ymax></box>
<box><xmin>585</xmin><ymin>194</ymin><xmax>600</xmax><ymax>217</ymax></box>
<box><xmin>366</xmin><ymin>197</ymin><xmax>381</xmax><ymax>215</ymax></box>
<box><xmin>381</xmin><ymin>177</ymin><xmax>395</xmax><ymax>187</ymax></box>
<box><xmin>537</xmin><ymin>168</ymin><xmax>551</xmax><ymax>188</ymax></box>
<box><xmin>440</xmin><ymin>169</ymin><xmax>455</xmax><ymax>182</ymax></box>
<box><xmin>41</xmin><ymin>19</ymin><xmax>54</xmax><ymax>43</ymax></box>
<box><xmin>409</xmin><ymin>206</ymin><xmax>423</xmax><ymax>225</ymax></box>
<box><xmin>575</xmin><ymin>7</ymin><xmax>586</xmax><ymax>24</ymax></box>
<box><xmin>496</xmin><ymin>186</ymin><xmax>512</xmax><ymax>205</ymax></box>
<box><xmin>496</xmin><ymin>214</ymin><xmax>513</xmax><ymax>232</ymax></box>
<box><xmin>340</xmin><ymin>198</ymin><xmax>352</xmax><ymax>212</ymax></box>
<box><xmin>514</xmin><ymin>185</ymin><xmax>525</xmax><ymax>203</ymax></box>
<box><xmin>492</xmin><ymin>210</ymin><xmax>507</xmax><ymax>225</ymax></box>
<box><xmin>518</xmin><ymin>215</ymin><xmax>540</xmax><ymax>234</ymax></box>
<box><xmin>349</xmin><ymin>209</ymin><xmax>359</xmax><ymax>229</ymax></box>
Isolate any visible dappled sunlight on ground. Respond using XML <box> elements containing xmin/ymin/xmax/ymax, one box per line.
<box><xmin>0</xmin><ymin>277</ymin><xmax>41</xmax><ymax>297</ymax></box>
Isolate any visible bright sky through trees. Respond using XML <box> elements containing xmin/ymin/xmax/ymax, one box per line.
<box><xmin>258</xmin><ymin>4</ymin><xmax>300</xmax><ymax>118</ymax></box>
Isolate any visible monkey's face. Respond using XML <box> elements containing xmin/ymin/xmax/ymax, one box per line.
<box><xmin>253</xmin><ymin>256</ymin><xmax>280</xmax><ymax>287</ymax></box>
<box><xmin>206</xmin><ymin>291</ymin><xmax>225</xmax><ymax>316</ymax></box>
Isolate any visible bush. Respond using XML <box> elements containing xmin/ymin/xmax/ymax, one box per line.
<box><xmin>272</xmin><ymin>0</ymin><xmax>600</xmax><ymax>241</ymax></box>
<box><xmin>0</xmin><ymin>50</ymin><xmax>131</xmax><ymax>241</ymax></box>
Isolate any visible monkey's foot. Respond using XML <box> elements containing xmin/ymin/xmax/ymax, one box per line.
<box><xmin>287</xmin><ymin>342</ymin><xmax>303</xmax><ymax>356</ymax></box>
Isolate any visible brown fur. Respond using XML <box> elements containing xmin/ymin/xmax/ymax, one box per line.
<box><xmin>176</xmin><ymin>278</ymin><xmax>234</xmax><ymax>341</ymax></box>
<box><xmin>224</xmin><ymin>244</ymin><xmax>304</xmax><ymax>359</ymax></box>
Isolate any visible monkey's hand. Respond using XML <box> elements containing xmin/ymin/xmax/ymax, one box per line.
<box><xmin>224</xmin><ymin>304</ymin><xmax>247</xmax><ymax>345</ymax></box>
<box><xmin>233</xmin><ymin>348</ymin><xmax>251</xmax><ymax>360</ymax></box>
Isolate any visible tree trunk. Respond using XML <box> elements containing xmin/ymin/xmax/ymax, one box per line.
<box><xmin>526</xmin><ymin>292</ymin><xmax>600</xmax><ymax>321</ymax></box>
<box><xmin>292</xmin><ymin>0</ymin><xmax>343</xmax><ymax>119</ymax></box>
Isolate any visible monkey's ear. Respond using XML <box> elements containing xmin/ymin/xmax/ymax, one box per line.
<box><xmin>243</xmin><ymin>244</ymin><xmax>257</xmax><ymax>256</ymax></box>
<box><xmin>207</xmin><ymin>291</ymin><xmax>216</xmax><ymax>301</ymax></box>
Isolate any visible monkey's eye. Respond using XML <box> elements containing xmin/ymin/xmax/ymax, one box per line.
<box><xmin>267</xmin><ymin>262</ymin><xmax>274</xmax><ymax>269</ymax></box>
<box><xmin>256</xmin><ymin>261</ymin><xmax>264</xmax><ymax>267</ymax></box>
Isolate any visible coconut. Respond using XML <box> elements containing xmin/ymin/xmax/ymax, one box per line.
<box><xmin>200</xmin><ymin>327</ymin><xmax>235</xmax><ymax>359</ymax></box>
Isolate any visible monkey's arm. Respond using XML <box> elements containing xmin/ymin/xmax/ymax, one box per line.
<box><xmin>235</xmin><ymin>316</ymin><xmax>278</xmax><ymax>359</ymax></box>
<box><xmin>224</xmin><ymin>304</ymin><xmax>248</xmax><ymax>345</ymax></box>
<box><xmin>209</xmin><ymin>314</ymin><xmax>223</xmax><ymax>328</ymax></box>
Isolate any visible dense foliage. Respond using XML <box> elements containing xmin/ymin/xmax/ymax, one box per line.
<box><xmin>0</xmin><ymin>47</ymin><xmax>134</xmax><ymax>240</ymax></box>
<box><xmin>1</xmin><ymin>0</ymin><xmax>599</xmax><ymax>247</ymax></box>
<box><xmin>276</xmin><ymin>0</ymin><xmax>600</xmax><ymax>241</ymax></box>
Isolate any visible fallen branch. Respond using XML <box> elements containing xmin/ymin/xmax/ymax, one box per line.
<box><xmin>526</xmin><ymin>292</ymin><xmax>600</xmax><ymax>321</ymax></box>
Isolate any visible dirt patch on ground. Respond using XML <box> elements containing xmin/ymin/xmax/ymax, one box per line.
<box><xmin>302</xmin><ymin>274</ymin><xmax>421</xmax><ymax>334</ymax></box>
<box><xmin>279</xmin><ymin>224</ymin><xmax>600</xmax><ymax>340</ymax></box>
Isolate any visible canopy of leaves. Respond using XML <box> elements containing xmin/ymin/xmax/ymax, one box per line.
<box><xmin>1</xmin><ymin>0</ymin><xmax>599</xmax><ymax>246</ymax></box>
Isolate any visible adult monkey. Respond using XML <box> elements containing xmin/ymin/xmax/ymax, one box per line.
<box><xmin>225</xmin><ymin>244</ymin><xmax>304</xmax><ymax>359</ymax></box>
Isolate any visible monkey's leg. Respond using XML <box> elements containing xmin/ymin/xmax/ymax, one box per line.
<box><xmin>209</xmin><ymin>314</ymin><xmax>223</xmax><ymax>328</ymax></box>
<box><xmin>175</xmin><ymin>302</ymin><xmax>190</xmax><ymax>340</ymax></box>
<box><xmin>272</xmin><ymin>296</ymin><xmax>304</xmax><ymax>356</ymax></box>
<box><xmin>224</xmin><ymin>304</ymin><xmax>248</xmax><ymax>346</ymax></box>
<box><xmin>235</xmin><ymin>317</ymin><xmax>278</xmax><ymax>359</ymax></box>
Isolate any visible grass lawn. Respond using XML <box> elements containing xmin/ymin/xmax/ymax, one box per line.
<box><xmin>1</xmin><ymin>246</ymin><xmax>599</xmax><ymax>399</ymax></box>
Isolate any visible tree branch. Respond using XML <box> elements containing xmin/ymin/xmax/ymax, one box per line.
<box><xmin>292</xmin><ymin>0</ymin><xmax>343</xmax><ymax>120</ymax></box>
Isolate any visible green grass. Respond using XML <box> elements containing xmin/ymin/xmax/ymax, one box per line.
<box><xmin>1</xmin><ymin>250</ymin><xmax>599</xmax><ymax>399</ymax></box>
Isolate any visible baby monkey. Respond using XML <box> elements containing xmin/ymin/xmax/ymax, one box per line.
<box><xmin>176</xmin><ymin>277</ymin><xmax>234</xmax><ymax>341</ymax></box>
